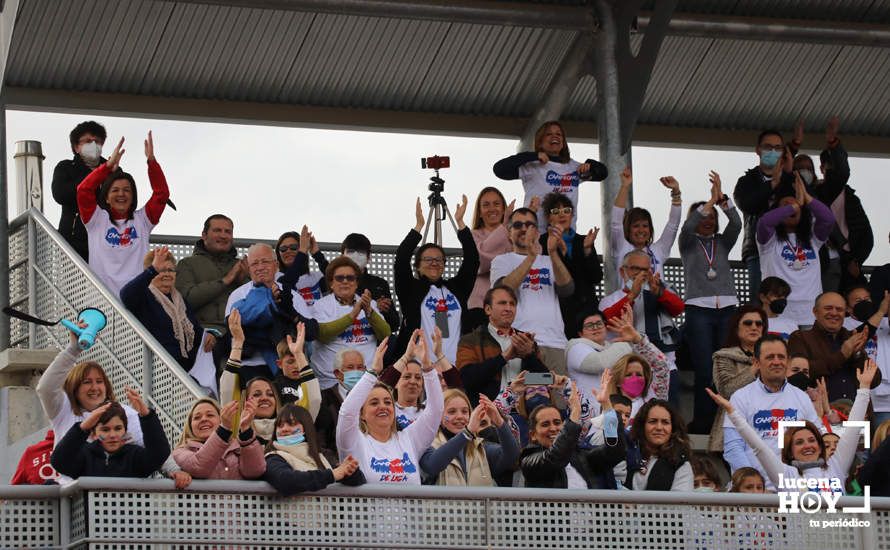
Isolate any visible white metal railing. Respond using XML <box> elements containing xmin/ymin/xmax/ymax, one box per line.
<box><xmin>7</xmin><ymin>208</ymin><xmax>205</xmax><ymax>443</ymax></box>
<box><xmin>1</xmin><ymin>480</ymin><xmax>888</xmax><ymax>549</ymax></box>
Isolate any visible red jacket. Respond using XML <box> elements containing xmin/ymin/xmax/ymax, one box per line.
<box><xmin>10</xmin><ymin>430</ymin><xmax>55</xmax><ymax>485</ymax></box>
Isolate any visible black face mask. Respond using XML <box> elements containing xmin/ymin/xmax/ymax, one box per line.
<box><xmin>852</xmin><ymin>300</ymin><xmax>877</xmax><ymax>322</ymax></box>
<box><xmin>787</xmin><ymin>372</ymin><xmax>814</xmax><ymax>392</ymax></box>
<box><xmin>769</xmin><ymin>298</ymin><xmax>788</xmax><ymax>315</ymax></box>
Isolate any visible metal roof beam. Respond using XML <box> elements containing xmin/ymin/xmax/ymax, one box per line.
<box><xmin>640</xmin><ymin>12</ymin><xmax>890</xmax><ymax>48</ymax></box>
<box><xmin>167</xmin><ymin>0</ymin><xmax>597</xmax><ymax>30</ymax></box>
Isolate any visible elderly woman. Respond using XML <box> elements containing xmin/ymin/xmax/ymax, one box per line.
<box><xmin>311</xmin><ymin>256</ymin><xmax>391</xmax><ymax>393</ymax></box>
<box><xmin>336</xmin><ymin>332</ymin><xmax>444</xmax><ymax>484</ymax></box>
<box><xmin>120</xmin><ymin>246</ymin><xmax>202</xmax><ymax>369</ymax></box>
<box><xmin>77</xmin><ymin>132</ymin><xmax>170</xmax><ymax>295</ymax></box>
<box><xmin>393</xmin><ymin>196</ymin><xmax>479</xmax><ymax>363</ymax></box>
<box><xmin>708</xmin><ymin>305</ymin><xmax>766</xmax><ymax>452</ymax></box>
<box><xmin>172</xmin><ymin>397</ymin><xmax>266</xmax><ymax>480</ymax></box>
<box><xmin>538</xmin><ymin>192</ymin><xmax>602</xmax><ymax>336</ymax></box>
<box><xmin>466</xmin><ymin>187</ymin><xmax>514</xmax><ymax>329</ymax></box>
<box><xmin>493</xmin><ymin>120</ymin><xmax>607</xmax><ymax>231</ymax></box>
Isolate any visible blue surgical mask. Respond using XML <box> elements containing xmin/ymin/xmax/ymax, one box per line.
<box><xmin>277</xmin><ymin>432</ymin><xmax>305</xmax><ymax>446</ymax></box>
<box><xmin>760</xmin><ymin>150</ymin><xmax>782</xmax><ymax>168</ymax></box>
<box><xmin>525</xmin><ymin>395</ymin><xmax>551</xmax><ymax>413</ymax></box>
<box><xmin>342</xmin><ymin>370</ymin><xmax>364</xmax><ymax>391</ymax></box>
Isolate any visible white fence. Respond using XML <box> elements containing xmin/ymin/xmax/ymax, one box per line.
<box><xmin>1</xmin><ymin>480</ymin><xmax>888</xmax><ymax>549</ymax></box>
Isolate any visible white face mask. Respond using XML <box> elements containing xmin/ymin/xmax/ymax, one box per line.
<box><xmin>79</xmin><ymin>141</ymin><xmax>102</xmax><ymax>164</ymax></box>
<box><xmin>344</xmin><ymin>251</ymin><xmax>368</xmax><ymax>271</ymax></box>
<box><xmin>798</xmin><ymin>169</ymin><xmax>815</xmax><ymax>186</ymax></box>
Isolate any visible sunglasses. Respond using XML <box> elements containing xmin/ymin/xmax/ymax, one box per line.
<box><xmin>741</xmin><ymin>319</ymin><xmax>764</xmax><ymax>327</ymax></box>
<box><xmin>333</xmin><ymin>274</ymin><xmax>358</xmax><ymax>283</ymax></box>
<box><xmin>510</xmin><ymin>221</ymin><xmax>537</xmax><ymax>230</ymax></box>
<box><xmin>549</xmin><ymin>207</ymin><xmax>573</xmax><ymax>215</ymax></box>
<box><xmin>278</xmin><ymin>244</ymin><xmax>299</xmax><ymax>253</ymax></box>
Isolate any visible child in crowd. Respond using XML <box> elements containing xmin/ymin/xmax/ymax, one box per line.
<box><xmin>273</xmin><ymin>324</ymin><xmax>321</xmax><ymax>418</ymax></box>
<box><xmin>690</xmin><ymin>455</ymin><xmax>722</xmax><ymax>492</ymax></box>
<box><xmin>264</xmin><ymin>404</ymin><xmax>364</xmax><ymax>496</ymax></box>
<box><xmin>730</xmin><ymin>467</ymin><xmax>765</xmax><ymax>493</ymax></box>
<box><xmin>50</xmin><ymin>388</ymin><xmax>169</xmax><ymax>479</ymax></box>
<box><xmin>758</xmin><ymin>276</ymin><xmax>798</xmax><ymax>339</ymax></box>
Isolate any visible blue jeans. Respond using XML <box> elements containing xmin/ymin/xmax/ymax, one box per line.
<box><xmin>685</xmin><ymin>304</ymin><xmax>738</xmax><ymax>433</ymax></box>
<box><xmin>745</xmin><ymin>257</ymin><xmax>761</xmax><ymax>304</ymax></box>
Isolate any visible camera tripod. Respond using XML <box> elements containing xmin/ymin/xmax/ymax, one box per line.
<box><xmin>421</xmin><ymin>170</ymin><xmax>459</xmax><ymax>247</ymax></box>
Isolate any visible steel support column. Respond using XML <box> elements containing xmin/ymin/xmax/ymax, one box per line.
<box><xmin>519</xmin><ymin>31</ymin><xmax>595</xmax><ymax>152</ymax></box>
<box><xmin>0</xmin><ymin>101</ymin><xmax>8</xmax><ymax>349</ymax></box>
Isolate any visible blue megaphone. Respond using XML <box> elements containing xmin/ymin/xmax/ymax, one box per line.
<box><xmin>60</xmin><ymin>308</ymin><xmax>107</xmax><ymax>350</ymax></box>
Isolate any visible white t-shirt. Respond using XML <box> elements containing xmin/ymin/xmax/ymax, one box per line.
<box><xmin>85</xmin><ymin>208</ymin><xmax>154</xmax><ymax>297</ymax></box>
<box><xmin>488</xmin><ymin>324</ymin><xmax>522</xmax><ymax>393</ymax></box>
<box><xmin>292</xmin><ymin>271</ymin><xmax>325</xmax><ymax>318</ymax></box>
<box><xmin>723</xmin><ymin>379</ymin><xmax>822</xmax><ymax>487</ymax></box>
<box><xmin>310</xmin><ymin>293</ymin><xmax>381</xmax><ymax>390</ymax></box>
<box><xmin>869</xmin><ymin>319</ymin><xmax>890</xmax><ymax>411</ymax></box>
<box><xmin>418</xmin><ymin>285</ymin><xmax>461</xmax><ymax>364</ymax></box>
<box><xmin>767</xmin><ymin>316</ymin><xmax>800</xmax><ymax>341</ymax></box>
<box><xmin>518</xmin><ymin>158</ymin><xmax>582</xmax><ymax>231</ymax></box>
<box><xmin>758</xmin><ymin>231</ymin><xmax>825</xmax><ymax>327</ymax></box>
<box><xmin>395</xmin><ymin>404</ymin><xmax>419</xmax><ymax>430</ymax></box>
<box><xmin>490</xmin><ymin>253</ymin><xmax>567</xmax><ymax>348</ymax></box>
<box><xmin>565</xmin><ymin>463</ymin><xmax>587</xmax><ymax>489</ymax></box>
<box><xmin>610</xmin><ymin>204</ymin><xmax>681</xmax><ymax>281</ymax></box>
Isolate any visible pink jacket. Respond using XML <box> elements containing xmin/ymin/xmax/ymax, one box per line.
<box><xmin>172</xmin><ymin>430</ymin><xmax>266</xmax><ymax>480</ymax></box>
<box><xmin>469</xmin><ymin>226</ymin><xmax>512</xmax><ymax>309</ymax></box>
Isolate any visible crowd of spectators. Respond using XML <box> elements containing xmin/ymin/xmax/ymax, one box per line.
<box><xmin>11</xmin><ymin>117</ymin><xmax>890</xmax><ymax>511</ymax></box>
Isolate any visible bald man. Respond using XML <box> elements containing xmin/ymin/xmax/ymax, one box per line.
<box><xmin>787</xmin><ymin>291</ymin><xmax>879</xmax><ymax>401</ymax></box>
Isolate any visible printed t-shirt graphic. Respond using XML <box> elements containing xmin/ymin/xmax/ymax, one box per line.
<box><xmin>518</xmin><ymin>159</ymin><xmax>583</xmax><ymax>231</ymax></box>
<box><xmin>419</xmin><ymin>286</ymin><xmax>462</xmax><ymax>364</ymax></box>
<box><xmin>369</xmin><ymin>452</ymin><xmax>417</xmax><ymax>483</ymax></box>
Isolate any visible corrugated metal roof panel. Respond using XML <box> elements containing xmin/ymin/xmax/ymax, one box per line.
<box><xmin>564</xmin><ymin>75</ymin><xmax>597</xmax><ymax>121</ymax></box>
<box><xmin>638</xmin><ymin>35</ymin><xmax>714</xmax><ymax>126</ymax></box>
<box><xmin>5</xmin><ymin>0</ymin><xmax>172</xmax><ymax>93</ymax></box>
<box><xmin>641</xmin><ymin>0</ymin><xmax>890</xmax><ymax>23</ymax></box>
<box><xmin>142</xmin><ymin>3</ymin><xmax>314</xmax><ymax>101</ymax></box>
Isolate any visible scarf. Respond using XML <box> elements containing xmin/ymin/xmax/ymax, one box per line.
<box><xmin>148</xmin><ymin>285</ymin><xmax>195</xmax><ymax>358</ymax></box>
<box><xmin>266</xmin><ymin>441</ymin><xmax>331</xmax><ymax>472</ymax></box>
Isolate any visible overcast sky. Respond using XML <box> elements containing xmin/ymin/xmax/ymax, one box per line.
<box><xmin>6</xmin><ymin>110</ymin><xmax>890</xmax><ymax>264</ymax></box>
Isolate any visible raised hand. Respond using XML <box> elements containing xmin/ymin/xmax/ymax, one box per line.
<box><xmin>432</xmin><ymin>326</ymin><xmax>444</xmax><ymax>359</ymax></box>
<box><xmin>509</xmin><ymin>370</ymin><xmax>527</xmax><ymax>395</ymax></box>
<box><xmin>510</xmin><ymin>332</ymin><xmax>535</xmax><ymax>358</ymax></box>
<box><xmin>359</xmin><ymin>289</ymin><xmax>373</xmax><ymax>316</ymax></box>
<box><xmin>144</xmin><ymin>131</ymin><xmax>155</xmax><ymax>161</ymax></box>
<box><xmin>659</xmin><ymin>176</ymin><xmax>680</xmax><ymax>193</ymax></box>
<box><xmin>371</xmin><ymin>338</ymin><xmax>388</xmax><ymax>375</ymax></box>
<box><xmin>594</xmin><ymin>369</ymin><xmax>612</xmax><ymax>406</ymax></box>
<box><xmin>239</xmin><ymin>398</ymin><xmax>257</xmax><ymax>432</ymax></box>
<box><xmin>841</xmin><ymin>328</ymin><xmax>867</xmax><ymax>359</ymax></box>
<box><xmin>80</xmin><ymin>402</ymin><xmax>113</xmax><ymax>431</ymax></box>
<box><xmin>527</xmin><ymin>226</ymin><xmax>542</xmax><ymax>256</ymax></box>
<box><xmin>402</xmin><ymin>328</ymin><xmax>421</xmax><ymax>362</ymax></box>
<box><xmin>583</xmin><ymin>228</ymin><xmax>599</xmax><ymax>253</ymax></box>
<box><xmin>467</xmin><ymin>403</ymin><xmax>487</xmax><ymax>434</ymax></box>
<box><xmin>607</xmin><ymin>313</ymin><xmax>641</xmax><ymax>344</ymax></box>
<box><xmin>454</xmin><ymin>194</ymin><xmax>468</xmax><ymax>230</ymax></box>
<box><xmin>332</xmin><ymin>455</ymin><xmax>359</xmax><ymax>481</ymax></box>
<box><xmin>478</xmin><ymin>394</ymin><xmax>504</xmax><ymax>427</ymax></box>
<box><xmin>228</xmin><ymin>309</ymin><xmax>245</xmax><ymax>344</ymax></box>
<box><xmin>826</xmin><ymin>116</ymin><xmax>840</xmax><ymax>145</ymax></box>
<box><xmin>504</xmin><ymin>199</ymin><xmax>515</xmax><ymax>225</ymax></box>
<box><xmin>529</xmin><ymin>195</ymin><xmax>542</xmax><ymax>213</ymax></box>
<box><xmin>415</xmin><ymin>197</ymin><xmax>425</xmax><ymax>232</ymax></box>
<box><xmin>628</xmin><ymin>271</ymin><xmax>647</xmax><ymax>300</ymax></box>
<box><xmin>620</xmin><ymin>167</ymin><xmax>632</xmax><ymax>188</ymax></box>
<box><xmin>568</xmin><ymin>382</ymin><xmax>582</xmax><ymax>422</ymax></box>
<box><xmin>105</xmin><ymin>137</ymin><xmax>125</xmax><ymax>171</ymax></box>
<box><xmin>708</xmin><ymin>171</ymin><xmax>723</xmax><ymax>203</ymax></box>
<box><xmin>286</xmin><ymin>322</ymin><xmax>306</xmax><ymax>358</ymax></box>
<box><xmin>219</xmin><ymin>400</ymin><xmax>239</xmax><ymax>431</ymax></box>
<box><xmin>125</xmin><ymin>386</ymin><xmax>149</xmax><ymax>416</ymax></box>
<box><xmin>705</xmin><ymin>388</ymin><xmax>734</xmax><ymax>414</ymax></box>
<box><xmin>151</xmin><ymin>246</ymin><xmax>171</xmax><ymax>272</ymax></box>
<box><xmin>547</xmin><ymin>225</ymin><xmax>563</xmax><ymax>255</ymax></box>
<box><xmin>858</xmin><ymin>358</ymin><xmax>879</xmax><ymax>389</ymax></box>
<box><xmin>648</xmin><ymin>272</ymin><xmax>663</xmax><ymax>297</ymax></box>
<box><xmin>299</xmin><ymin>225</ymin><xmax>311</xmax><ymax>253</ymax></box>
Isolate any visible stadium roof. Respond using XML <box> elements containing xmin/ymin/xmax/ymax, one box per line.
<box><xmin>2</xmin><ymin>0</ymin><xmax>889</xmax><ymax>154</ymax></box>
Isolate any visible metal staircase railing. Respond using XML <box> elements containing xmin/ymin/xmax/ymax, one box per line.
<box><xmin>7</xmin><ymin>208</ymin><xmax>205</xmax><ymax>443</ymax></box>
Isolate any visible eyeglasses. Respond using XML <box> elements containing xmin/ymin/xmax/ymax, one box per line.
<box><xmin>421</xmin><ymin>256</ymin><xmax>444</xmax><ymax>265</ymax></box>
<box><xmin>583</xmin><ymin>321</ymin><xmax>605</xmax><ymax>330</ymax></box>
<box><xmin>759</xmin><ymin>144</ymin><xmax>784</xmax><ymax>152</ymax></box>
<box><xmin>156</xmin><ymin>268</ymin><xmax>176</xmax><ymax>274</ymax></box>
<box><xmin>248</xmin><ymin>258</ymin><xmax>276</xmax><ymax>269</ymax></box>
<box><xmin>277</xmin><ymin>244</ymin><xmax>299</xmax><ymax>253</ymax></box>
<box><xmin>510</xmin><ymin>221</ymin><xmax>537</xmax><ymax>230</ymax></box>
<box><xmin>623</xmin><ymin>265</ymin><xmax>648</xmax><ymax>274</ymax></box>
<box><xmin>333</xmin><ymin>274</ymin><xmax>358</xmax><ymax>283</ymax></box>
<box><xmin>549</xmin><ymin>207</ymin><xmax>573</xmax><ymax>215</ymax></box>
<box><xmin>741</xmin><ymin>319</ymin><xmax>764</xmax><ymax>327</ymax></box>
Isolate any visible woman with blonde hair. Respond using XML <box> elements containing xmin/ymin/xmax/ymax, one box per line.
<box><xmin>420</xmin><ymin>389</ymin><xmax>518</xmax><ymax>486</ymax></box>
<box><xmin>602</xmin><ymin>352</ymin><xmax>669</xmax><ymax>422</ymax></box>
<box><xmin>172</xmin><ymin>397</ymin><xmax>265</xmax><ymax>480</ymax></box>
<box><xmin>336</xmin><ymin>330</ymin><xmax>443</xmax><ymax>484</ymax></box>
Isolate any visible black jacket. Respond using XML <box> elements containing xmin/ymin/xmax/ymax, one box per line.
<box><xmin>733</xmin><ymin>166</ymin><xmax>795</xmax><ymax>262</ymax></box>
<box><xmin>520</xmin><ymin>419</ymin><xmax>625</xmax><ymax>489</ymax></box>
<box><xmin>392</xmin><ymin>227</ymin><xmax>479</xmax><ymax>358</ymax></box>
<box><xmin>538</xmin><ymin>232</ymin><xmax>602</xmax><ymax>337</ymax></box>
<box><xmin>51</xmin><ymin>155</ymin><xmax>102</xmax><ymax>260</ymax></box>
<box><xmin>493</xmin><ymin>152</ymin><xmax>608</xmax><ymax>182</ymax></box>
<box><xmin>264</xmin><ymin>453</ymin><xmax>365</xmax><ymax>496</ymax></box>
<box><xmin>50</xmin><ymin>410</ymin><xmax>170</xmax><ymax>479</ymax></box>
<box><xmin>859</xmin><ymin>435</ymin><xmax>890</xmax><ymax>497</ymax></box>
<box><xmin>120</xmin><ymin>267</ymin><xmax>203</xmax><ymax>369</ymax></box>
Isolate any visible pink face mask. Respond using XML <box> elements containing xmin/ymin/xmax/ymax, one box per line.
<box><xmin>621</xmin><ymin>374</ymin><xmax>646</xmax><ymax>398</ymax></box>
